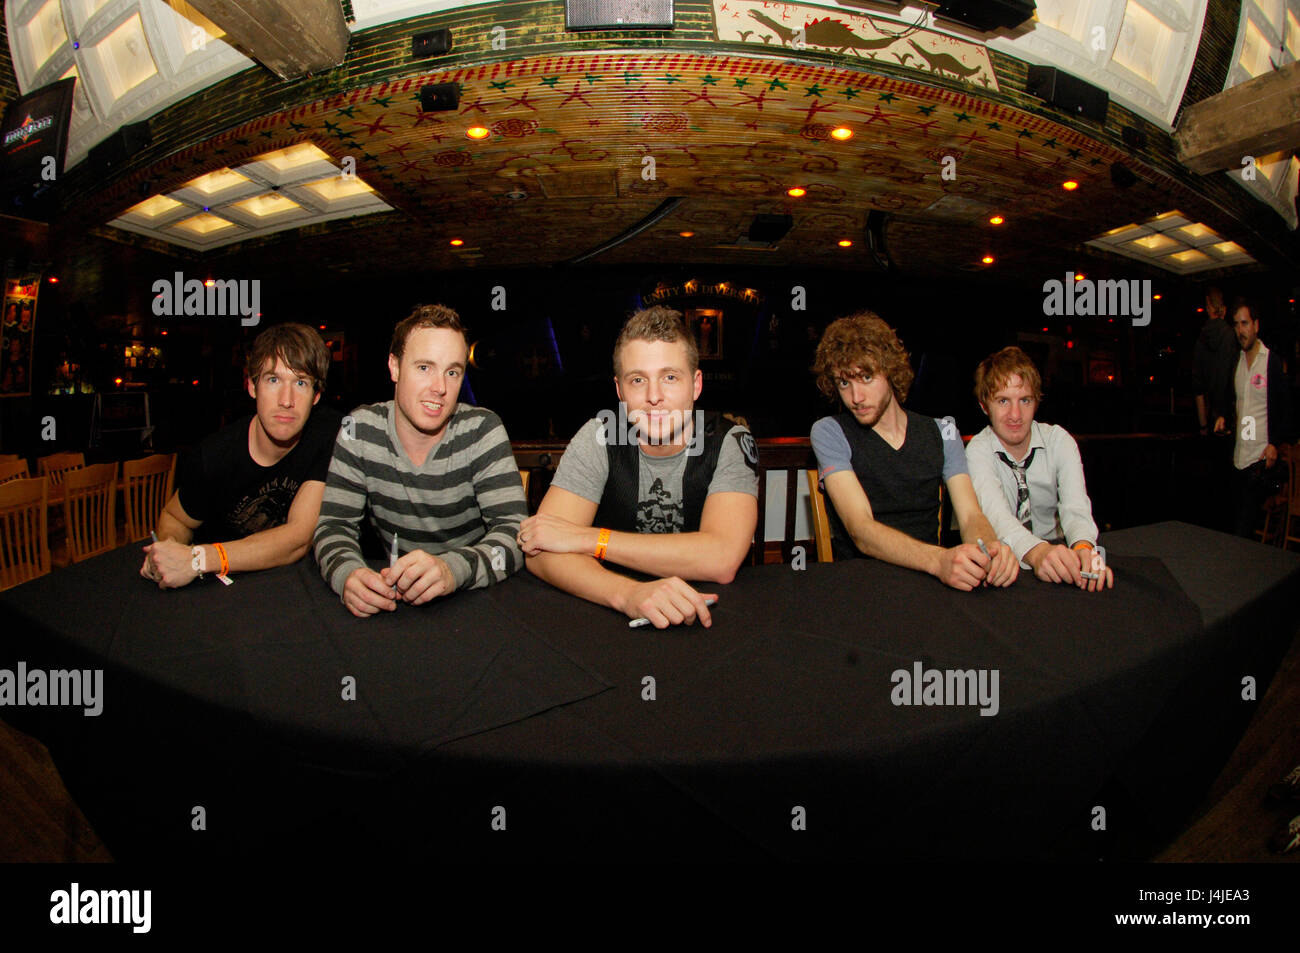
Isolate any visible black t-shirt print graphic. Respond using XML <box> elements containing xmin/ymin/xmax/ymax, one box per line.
<box><xmin>635</xmin><ymin>477</ymin><xmax>683</xmax><ymax>534</ymax></box>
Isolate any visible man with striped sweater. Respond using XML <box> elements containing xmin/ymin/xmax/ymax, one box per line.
<box><xmin>314</xmin><ymin>304</ymin><xmax>526</xmax><ymax>617</ymax></box>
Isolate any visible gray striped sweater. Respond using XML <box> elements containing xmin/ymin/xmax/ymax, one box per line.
<box><xmin>313</xmin><ymin>400</ymin><xmax>526</xmax><ymax>596</ymax></box>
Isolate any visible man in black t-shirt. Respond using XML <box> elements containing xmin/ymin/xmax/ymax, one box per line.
<box><xmin>141</xmin><ymin>323</ymin><xmax>339</xmax><ymax>587</ymax></box>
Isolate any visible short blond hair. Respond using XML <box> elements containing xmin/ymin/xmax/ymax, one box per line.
<box><xmin>613</xmin><ymin>307</ymin><xmax>699</xmax><ymax>377</ymax></box>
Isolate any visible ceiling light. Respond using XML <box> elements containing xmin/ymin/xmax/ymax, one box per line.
<box><xmin>1062</xmin><ymin>180</ymin><xmax>1079</xmax><ymax>191</ymax></box>
<box><xmin>787</xmin><ymin>187</ymin><xmax>806</xmax><ymax>198</ymax></box>
<box><xmin>989</xmin><ymin>215</ymin><xmax>1004</xmax><ymax>225</ymax></box>
<box><xmin>466</xmin><ymin>126</ymin><xmax>490</xmax><ymax>140</ymax></box>
<box><xmin>981</xmin><ymin>255</ymin><xmax>994</xmax><ymax>264</ymax></box>
<box><xmin>830</xmin><ymin>127</ymin><xmax>853</xmax><ymax>141</ymax></box>
<box><xmin>838</xmin><ymin>240</ymin><xmax>852</xmax><ymax>247</ymax></box>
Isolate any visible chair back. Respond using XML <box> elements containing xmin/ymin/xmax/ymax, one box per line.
<box><xmin>62</xmin><ymin>462</ymin><xmax>117</xmax><ymax>562</ymax></box>
<box><xmin>806</xmin><ymin>470</ymin><xmax>834</xmax><ymax>563</ymax></box>
<box><xmin>0</xmin><ymin>459</ymin><xmax>30</xmax><ymax>484</ymax></box>
<box><xmin>0</xmin><ymin>476</ymin><xmax>50</xmax><ymax>590</ymax></box>
<box><xmin>0</xmin><ymin>453</ymin><xmax>19</xmax><ymax>463</ymax></box>
<box><xmin>37</xmin><ymin>451</ymin><xmax>85</xmax><ymax>485</ymax></box>
<box><xmin>750</xmin><ymin>441</ymin><xmax>820</xmax><ymax>566</ymax></box>
<box><xmin>122</xmin><ymin>453</ymin><xmax>176</xmax><ymax>542</ymax></box>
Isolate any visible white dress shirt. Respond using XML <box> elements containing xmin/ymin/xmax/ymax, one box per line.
<box><xmin>966</xmin><ymin>420</ymin><xmax>1100</xmax><ymax>567</ymax></box>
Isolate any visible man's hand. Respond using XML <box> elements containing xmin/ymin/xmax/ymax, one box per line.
<box><xmin>619</xmin><ymin>576</ymin><xmax>715</xmax><ymax>629</ymax></box>
<box><xmin>517</xmin><ymin>513</ymin><xmax>596</xmax><ymax>557</ymax></box>
<box><xmin>1077</xmin><ymin>547</ymin><xmax>1114</xmax><ymax>593</ymax></box>
<box><xmin>343</xmin><ymin>567</ymin><xmax>398</xmax><ymax>617</ymax></box>
<box><xmin>1213</xmin><ymin>416</ymin><xmax>1227</xmax><ymax>435</ymax></box>
<box><xmin>1264</xmin><ymin>443</ymin><xmax>1279</xmax><ymax>468</ymax></box>
<box><xmin>983</xmin><ymin>540</ymin><xmax>1019</xmax><ymax>588</ymax></box>
<box><xmin>382</xmin><ymin>549</ymin><xmax>458</xmax><ymax>606</ymax></box>
<box><xmin>1025</xmin><ymin>542</ymin><xmax>1083</xmax><ymax>585</ymax></box>
<box><xmin>934</xmin><ymin>543</ymin><xmax>989</xmax><ymax>591</ymax></box>
<box><xmin>140</xmin><ymin>539</ymin><xmax>200</xmax><ymax>588</ymax></box>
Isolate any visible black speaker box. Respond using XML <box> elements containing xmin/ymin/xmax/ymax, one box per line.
<box><xmin>86</xmin><ymin>121</ymin><xmax>152</xmax><ymax>177</ymax></box>
<box><xmin>749</xmin><ymin>213</ymin><xmax>792</xmax><ymax>244</ymax></box>
<box><xmin>412</xmin><ymin>30</ymin><xmax>451</xmax><ymax>58</ymax></box>
<box><xmin>419</xmin><ymin>83</ymin><xmax>460</xmax><ymax>113</ymax></box>
<box><xmin>934</xmin><ymin>0</ymin><xmax>1035</xmax><ymax>32</ymax></box>
<box><xmin>566</xmin><ymin>0</ymin><xmax>674</xmax><ymax>31</ymax></box>
<box><xmin>1025</xmin><ymin>65</ymin><xmax>1109</xmax><ymax>122</ymax></box>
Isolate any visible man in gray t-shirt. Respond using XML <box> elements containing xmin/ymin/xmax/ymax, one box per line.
<box><xmin>519</xmin><ymin>307</ymin><xmax>759</xmax><ymax>629</ymax></box>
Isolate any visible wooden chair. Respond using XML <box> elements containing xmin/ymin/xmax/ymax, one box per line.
<box><xmin>37</xmin><ymin>451</ymin><xmax>85</xmax><ymax>505</ymax></box>
<box><xmin>0</xmin><ymin>453</ymin><xmax>19</xmax><ymax>463</ymax></box>
<box><xmin>1279</xmin><ymin>445</ymin><xmax>1300</xmax><ymax>552</ymax></box>
<box><xmin>0</xmin><ymin>476</ymin><xmax>50</xmax><ymax>590</ymax></box>
<box><xmin>121</xmin><ymin>453</ymin><xmax>176</xmax><ymax>543</ymax></box>
<box><xmin>749</xmin><ymin>440</ymin><xmax>820</xmax><ymax>566</ymax></box>
<box><xmin>62</xmin><ymin>463</ymin><xmax>117</xmax><ymax>562</ymax></box>
<box><xmin>807</xmin><ymin>470</ymin><xmax>834</xmax><ymax>563</ymax></box>
<box><xmin>1258</xmin><ymin>445</ymin><xmax>1293</xmax><ymax>547</ymax></box>
<box><xmin>0</xmin><ymin>459</ymin><xmax>30</xmax><ymax>484</ymax></box>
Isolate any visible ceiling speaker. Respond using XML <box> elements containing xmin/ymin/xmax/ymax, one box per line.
<box><xmin>566</xmin><ymin>0</ymin><xmax>674</xmax><ymax>31</ymax></box>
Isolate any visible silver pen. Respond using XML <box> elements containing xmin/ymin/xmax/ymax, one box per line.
<box><xmin>389</xmin><ymin>532</ymin><xmax>399</xmax><ymax>570</ymax></box>
<box><xmin>629</xmin><ymin>596</ymin><xmax>718</xmax><ymax>629</ymax></box>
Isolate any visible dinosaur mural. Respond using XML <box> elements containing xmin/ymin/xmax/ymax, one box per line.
<box><xmin>718</xmin><ymin>1</ymin><xmax>997</xmax><ymax>90</ymax></box>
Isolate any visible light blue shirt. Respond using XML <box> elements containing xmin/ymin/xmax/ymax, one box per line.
<box><xmin>966</xmin><ymin>421</ymin><xmax>1099</xmax><ymax>566</ymax></box>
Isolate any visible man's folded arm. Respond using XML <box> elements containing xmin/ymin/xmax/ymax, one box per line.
<box><xmin>525</xmin><ymin>486</ymin><xmax>642</xmax><ymax>610</ymax></box>
<box><xmin>822</xmin><ymin>470</ymin><xmax>941</xmax><ymax>574</ymax></box>
<box><xmin>313</xmin><ymin>438</ymin><xmax>371</xmax><ymax>595</ymax></box>
<box><xmin>218</xmin><ymin>480</ymin><xmax>324</xmax><ymax>571</ymax></box>
<box><xmin>433</xmin><ymin>425</ymin><xmax>527</xmax><ymax>590</ymax></box>
<box><xmin>600</xmin><ymin>492</ymin><xmax>756</xmax><ymax>584</ymax></box>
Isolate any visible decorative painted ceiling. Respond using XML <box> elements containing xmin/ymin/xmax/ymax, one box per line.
<box><xmin>31</xmin><ymin>0</ymin><xmax>1295</xmax><ymax>280</ymax></box>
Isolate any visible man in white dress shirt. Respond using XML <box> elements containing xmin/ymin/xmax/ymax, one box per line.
<box><xmin>966</xmin><ymin>347</ymin><xmax>1114</xmax><ymax>591</ymax></box>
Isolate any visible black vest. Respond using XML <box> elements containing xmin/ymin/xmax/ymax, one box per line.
<box><xmin>593</xmin><ymin>411</ymin><xmax>746</xmax><ymax>533</ymax></box>
<box><xmin>828</xmin><ymin>409</ymin><xmax>943</xmax><ymax>560</ymax></box>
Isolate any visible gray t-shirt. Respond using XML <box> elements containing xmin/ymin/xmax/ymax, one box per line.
<box><xmin>552</xmin><ymin>417</ymin><xmax>759</xmax><ymax>533</ymax></box>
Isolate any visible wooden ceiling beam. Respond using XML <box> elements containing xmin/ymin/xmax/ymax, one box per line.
<box><xmin>185</xmin><ymin>0</ymin><xmax>350</xmax><ymax>80</ymax></box>
<box><xmin>1175</xmin><ymin>61</ymin><xmax>1300</xmax><ymax>175</ymax></box>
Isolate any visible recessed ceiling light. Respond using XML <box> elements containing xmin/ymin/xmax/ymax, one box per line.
<box><xmin>989</xmin><ymin>215</ymin><xmax>1004</xmax><ymax>225</ymax></box>
<box><xmin>981</xmin><ymin>255</ymin><xmax>994</xmax><ymax>264</ymax></box>
<box><xmin>466</xmin><ymin>126</ymin><xmax>490</xmax><ymax>140</ymax></box>
<box><xmin>679</xmin><ymin>231</ymin><xmax>695</xmax><ymax>238</ymax></box>
<box><xmin>838</xmin><ymin>240</ymin><xmax>852</xmax><ymax>247</ymax></box>
<box><xmin>449</xmin><ymin>238</ymin><xmax>464</xmax><ymax>246</ymax></box>
<box><xmin>787</xmin><ymin>187</ymin><xmax>807</xmax><ymax>198</ymax></box>
<box><xmin>1062</xmin><ymin>180</ymin><xmax>1079</xmax><ymax>191</ymax></box>
<box><xmin>830</xmin><ymin>127</ymin><xmax>853</xmax><ymax>141</ymax></box>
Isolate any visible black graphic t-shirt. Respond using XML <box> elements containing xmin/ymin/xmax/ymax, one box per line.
<box><xmin>177</xmin><ymin>407</ymin><xmax>340</xmax><ymax>543</ymax></box>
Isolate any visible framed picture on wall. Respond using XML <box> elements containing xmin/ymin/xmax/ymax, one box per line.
<box><xmin>686</xmin><ymin>308</ymin><xmax>723</xmax><ymax>359</ymax></box>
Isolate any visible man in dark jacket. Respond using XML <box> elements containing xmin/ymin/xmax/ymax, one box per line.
<box><xmin>1193</xmin><ymin>286</ymin><xmax>1236</xmax><ymax>435</ymax></box>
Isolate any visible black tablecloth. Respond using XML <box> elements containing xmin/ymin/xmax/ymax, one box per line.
<box><xmin>1</xmin><ymin>522</ymin><xmax>1295</xmax><ymax>861</ymax></box>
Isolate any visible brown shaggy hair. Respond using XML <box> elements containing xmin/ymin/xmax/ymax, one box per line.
<box><xmin>812</xmin><ymin>311</ymin><xmax>914</xmax><ymax>404</ymax></box>
<box><xmin>245</xmin><ymin>323</ymin><xmax>330</xmax><ymax>394</ymax></box>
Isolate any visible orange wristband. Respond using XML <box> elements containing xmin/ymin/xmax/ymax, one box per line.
<box><xmin>214</xmin><ymin>542</ymin><xmax>230</xmax><ymax>576</ymax></box>
<box><xmin>1071</xmin><ymin>541</ymin><xmax>1093</xmax><ymax>552</ymax></box>
<box><xmin>594</xmin><ymin>528</ymin><xmax>610</xmax><ymax>561</ymax></box>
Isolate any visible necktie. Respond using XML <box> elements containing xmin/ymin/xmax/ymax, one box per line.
<box><xmin>996</xmin><ymin>448</ymin><xmax>1037</xmax><ymax>531</ymax></box>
